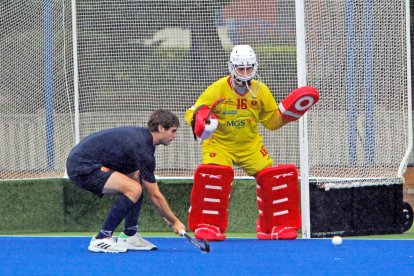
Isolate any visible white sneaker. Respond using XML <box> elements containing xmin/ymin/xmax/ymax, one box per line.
<box><xmin>117</xmin><ymin>232</ymin><xmax>157</xmax><ymax>251</ymax></box>
<box><xmin>88</xmin><ymin>237</ymin><xmax>128</xmax><ymax>253</ymax></box>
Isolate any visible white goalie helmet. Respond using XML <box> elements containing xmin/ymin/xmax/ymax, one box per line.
<box><xmin>228</xmin><ymin>44</ymin><xmax>258</xmax><ymax>83</ymax></box>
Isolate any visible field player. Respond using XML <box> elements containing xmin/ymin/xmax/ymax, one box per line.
<box><xmin>185</xmin><ymin>45</ymin><xmax>319</xmax><ymax>241</ymax></box>
<box><xmin>66</xmin><ymin>109</ymin><xmax>186</xmax><ymax>253</ymax></box>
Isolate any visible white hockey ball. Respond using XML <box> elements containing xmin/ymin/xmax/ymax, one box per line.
<box><xmin>332</xmin><ymin>236</ymin><xmax>343</xmax><ymax>246</ymax></box>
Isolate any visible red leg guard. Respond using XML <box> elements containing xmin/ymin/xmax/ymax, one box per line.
<box><xmin>188</xmin><ymin>164</ymin><xmax>234</xmax><ymax>241</ymax></box>
<box><xmin>256</xmin><ymin>164</ymin><xmax>301</xmax><ymax>240</ymax></box>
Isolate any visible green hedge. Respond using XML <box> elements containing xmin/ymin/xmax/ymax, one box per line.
<box><xmin>0</xmin><ymin>178</ymin><xmax>258</xmax><ymax>234</ymax></box>
<box><xmin>0</xmin><ymin>179</ymin><xmax>65</xmax><ymax>233</ymax></box>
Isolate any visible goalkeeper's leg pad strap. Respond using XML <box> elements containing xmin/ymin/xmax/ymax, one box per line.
<box><xmin>256</xmin><ymin>164</ymin><xmax>301</xmax><ymax>232</ymax></box>
<box><xmin>188</xmin><ymin>164</ymin><xmax>234</xmax><ymax>233</ymax></box>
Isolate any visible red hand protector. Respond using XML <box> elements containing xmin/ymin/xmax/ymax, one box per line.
<box><xmin>279</xmin><ymin>86</ymin><xmax>319</xmax><ymax>122</ymax></box>
<box><xmin>192</xmin><ymin>106</ymin><xmax>218</xmax><ymax>139</ymax></box>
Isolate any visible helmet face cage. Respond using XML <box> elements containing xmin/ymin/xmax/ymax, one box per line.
<box><xmin>228</xmin><ymin>45</ymin><xmax>258</xmax><ymax>83</ymax></box>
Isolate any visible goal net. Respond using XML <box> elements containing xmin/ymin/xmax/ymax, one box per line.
<box><xmin>304</xmin><ymin>0</ymin><xmax>411</xmax><ymax>183</ymax></box>
<box><xmin>0</xmin><ymin>1</ymin><xmax>74</xmax><ymax>179</ymax></box>
<box><xmin>0</xmin><ymin>0</ymin><xmax>411</xmax><ymax>187</ymax></box>
<box><xmin>300</xmin><ymin>0</ymin><xmax>411</xmax><ymax>237</ymax></box>
<box><xmin>71</xmin><ymin>0</ymin><xmax>300</xmax><ymax>178</ymax></box>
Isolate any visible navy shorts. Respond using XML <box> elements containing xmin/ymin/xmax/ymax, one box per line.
<box><xmin>68</xmin><ymin>166</ymin><xmax>114</xmax><ymax>198</ymax></box>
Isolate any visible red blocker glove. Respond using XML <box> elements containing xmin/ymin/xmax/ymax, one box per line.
<box><xmin>278</xmin><ymin>86</ymin><xmax>319</xmax><ymax>122</ymax></box>
<box><xmin>191</xmin><ymin>105</ymin><xmax>218</xmax><ymax>141</ymax></box>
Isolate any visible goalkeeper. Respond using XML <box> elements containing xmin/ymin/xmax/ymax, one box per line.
<box><xmin>185</xmin><ymin>45</ymin><xmax>319</xmax><ymax>241</ymax></box>
<box><xmin>66</xmin><ymin>109</ymin><xmax>186</xmax><ymax>253</ymax></box>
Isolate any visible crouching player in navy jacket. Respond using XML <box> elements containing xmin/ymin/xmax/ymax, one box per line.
<box><xmin>67</xmin><ymin>109</ymin><xmax>186</xmax><ymax>253</ymax></box>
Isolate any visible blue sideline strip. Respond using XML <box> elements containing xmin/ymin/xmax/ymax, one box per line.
<box><xmin>0</xmin><ymin>237</ymin><xmax>413</xmax><ymax>275</ymax></box>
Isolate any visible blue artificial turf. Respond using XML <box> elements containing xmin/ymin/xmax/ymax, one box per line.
<box><xmin>0</xmin><ymin>237</ymin><xmax>413</xmax><ymax>275</ymax></box>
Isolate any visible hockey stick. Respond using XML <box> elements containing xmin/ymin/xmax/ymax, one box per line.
<box><xmin>195</xmin><ymin>97</ymin><xmax>226</xmax><ymax>144</ymax></box>
<box><xmin>206</xmin><ymin>97</ymin><xmax>225</xmax><ymax>124</ymax></box>
<box><xmin>163</xmin><ymin>217</ymin><xmax>211</xmax><ymax>253</ymax></box>
<box><xmin>179</xmin><ymin>230</ymin><xmax>211</xmax><ymax>253</ymax></box>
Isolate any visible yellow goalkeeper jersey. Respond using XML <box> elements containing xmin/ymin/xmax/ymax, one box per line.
<box><xmin>185</xmin><ymin>76</ymin><xmax>286</xmax><ymax>150</ymax></box>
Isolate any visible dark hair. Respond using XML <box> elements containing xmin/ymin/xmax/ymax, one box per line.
<box><xmin>147</xmin><ymin>109</ymin><xmax>180</xmax><ymax>132</ymax></box>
